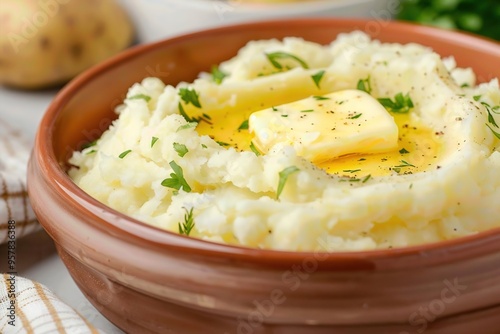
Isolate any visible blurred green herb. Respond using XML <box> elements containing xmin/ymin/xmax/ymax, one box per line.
<box><xmin>398</xmin><ymin>0</ymin><xmax>500</xmax><ymax>41</ymax></box>
<box><xmin>211</xmin><ymin>65</ymin><xmax>228</xmax><ymax>84</ymax></box>
<box><xmin>128</xmin><ymin>94</ymin><xmax>151</xmax><ymax>102</ymax></box>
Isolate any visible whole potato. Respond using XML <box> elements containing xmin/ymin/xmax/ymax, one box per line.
<box><xmin>0</xmin><ymin>0</ymin><xmax>134</xmax><ymax>89</ymax></box>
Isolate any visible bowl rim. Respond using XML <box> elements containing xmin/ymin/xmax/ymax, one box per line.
<box><xmin>33</xmin><ymin>17</ymin><xmax>500</xmax><ymax>266</ymax></box>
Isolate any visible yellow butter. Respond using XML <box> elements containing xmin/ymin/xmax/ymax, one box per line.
<box><xmin>249</xmin><ymin>90</ymin><xmax>399</xmax><ymax>163</ymax></box>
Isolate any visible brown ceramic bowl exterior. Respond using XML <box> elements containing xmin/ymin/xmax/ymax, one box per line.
<box><xmin>28</xmin><ymin>19</ymin><xmax>500</xmax><ymax>334</ymax></box>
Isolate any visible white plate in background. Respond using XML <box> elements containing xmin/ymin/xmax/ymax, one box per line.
<box><xmin>119</xmin><ymin>0</ymin><xmax>394</xmax><ymax>43</ymax></box>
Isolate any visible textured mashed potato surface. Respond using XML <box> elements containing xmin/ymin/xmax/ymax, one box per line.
<box><xmin>69</xmin><ymin>32</ymin><xmax>500</xmax><ymax>251</ymax></box>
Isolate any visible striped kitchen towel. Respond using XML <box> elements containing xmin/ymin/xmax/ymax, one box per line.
<box><xmin>0</xmin><ymin>274</ymin><xmax>105</xmax><ymax>334</ymax></box>
<box><xmin>0</xmin><ymin>119</ymin><xmax>39</xmax><ymax>244</ymax></box>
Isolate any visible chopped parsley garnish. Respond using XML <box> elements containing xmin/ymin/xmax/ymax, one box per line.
<box><xmin>161</xmin><ymin>161</ymin><xmax>191</xmax><ymax>192</ymax></box>
<box><xmin>378</xmin><ymin>92</ymin><xmax>414</xmax><ymax>113</ymax></box>
<box><xmin>392</xmin><ymin>160</ymin><xmax>416</xmax><ymax>173</ymax></box>
<box><xmin>128</xmin><ymin>94</ymin><xmax>151</xmax><ymax>102</ymax></box>
<box><xmin>177</xmin><ymin>122</ymin><xmax>198</xmax><ymax>132</ymax></box>
<box><xmin>238</xmin><ymin>119</ymin><xmax>249</xmax><ymax>130</ymax></box>
<box><xmin>343</xmin><ymin>169</ymin><xmax>361</xmax><ymax>173</ymax></box>
<box><xmin>340</xmin><ymin>174</ymin><xmax>371</xmax><ymax>183</ymax></box>
<box><xmin>399</xmin><ymin>148</ymin><xmax>410</xmax><ymax>154</ymax></box>
<box><xmin>151</xmin><ymin>136</ymin><xmax>159</xmax><ymax>148</ymax></box>
<box><xmin>81</xmin><ymin>140</ymin><xmax>97</xmax><ymax>150</ymax></box>
<box><xmin>313</xmin><ymin>95</ymin><xmax>330</xmax><ymax>101</ymax></box>
<box><xmin>311</xmin><ymin>70</ymin><xmax>325</xmax><ymax>89</ymax></box>
<box><xmin>216</xmin><ymin>141</ymin><xmax>230</xmax><ymax>147</ymax></box>
<box><xmin>211</xmin><ymin>65</ymin><xmax>228</xmax><ymax>85</ymax></box>
<box><xmin>339</xmin><ymin>176</ymin><xmax>362</xmax><ymax>182</ymax></box>
<box><xmin>301</xmin><ymin>109</ymin><xmax>314</xmax><ymax>113</ymax></box>
<box><xmin>362</xmin><ymin>174</ymin><xmax>372</xmax><ymax>183</ymax></box>
<box><xmin>250</xmin><ymin>141</ymin><xmax>261</xmax><ymax>156</ymax></box>
<box><xmin>178</xmin><ymin>88</ymin><xmax>202</xmax><ymax>108</ymax></box>
<box><xmin>173</xmin><ymin>142</ymin><xmax>189</xmax><ymax>157</ymax></box>
<box><xmin>272</xmin><ymin>106</ymin><xmax>278</xmax><ymax>111</ymax></box>
<box><xmin>395</xmin><ymin>160</ymin><xmax>416</xmax><ymax>168</ymax></box>
<box><xmin>118</xmin><ymin>150</ymin><xmax>132</xmax><ymax>159</ymax></box>
<box><xmin>358</xmin><ymin>158</ymin><xmax>366</xmax><ymax>161</ymax></box>
<box><xmin>474</xmin><ymin>96</ymin><xmax>500</xmax><ymax>130</ymax></box>
<box><xmin>202</xmin><ymin>113</ymin><xmax>212</xmax><ymax>120</ymax></box>
<box><xmin>281</xmin><ymin>115</ymin><xmax>288</xmax><ymax>118</ymax></box>
<box><xmin>276</xmin><ymin>166</ymin><xmax>299</xmax><ymax>199</ymax></box>
<box><xmin>486</xmin><ymin>124</ymin><xmax>500</xmax><ymax>139</ymax></box>
<box><xmin>178</xmin><ymin>207</ymin><xmax>195</xmax><ymax>236</ymax></box>
<box><xmin>348</xmin><ymin>113</ymin><xmax>362</xmax><ymax>119</ymax></box>
<box><xmin>86</xmin><ymin>149</ymin><xmax>97</xmax><ymax>155</ymax></box>
<box><xmin>357</xmin><ymin>76</ymin><xmax>372</xmax><ymax>94</ymax></box>
<box><xmin>178</xmin><ymin>102</ymin><xmax>198</xmax><ymax>123</ymax></box>
<box><xmin>265</xmin><ymin>51</ymin><xmax>309</xmax><ymax>70</ymax></box>
<box><xmin>481</xmin><ymin>102</ymin><xmax>500</xmax><ymax>128</ymax></box>
<box><xmin>201</xmin><ymin>144</ymin><xmax>207</xmax><ymax>149</ymax></box>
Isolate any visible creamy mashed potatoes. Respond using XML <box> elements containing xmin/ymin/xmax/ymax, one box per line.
<box><xmin>69</xmin><ymin>32</ymin><xmax>500</xmax><ymax>251</ymax></box>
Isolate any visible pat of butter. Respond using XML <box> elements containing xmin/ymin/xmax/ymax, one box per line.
<box><xmin>249</xmin><ymin>90</ymin><xmax>399</xmax><ymax>163</ymax></box>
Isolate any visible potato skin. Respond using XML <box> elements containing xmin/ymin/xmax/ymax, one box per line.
<box><xmin>0</xmin><ymin>0</ymin><xmax>134</xmax><ymax>89</ymax></box>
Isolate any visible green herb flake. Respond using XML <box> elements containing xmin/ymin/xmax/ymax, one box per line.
<box><xmin>81</xmin><ymin>140</ymin><xmax>97</xmax><ymax>150</ymax></box>
<box><xmin>238</xmin><ymin>119</ymin><xmax>249</xmax><ymax>130</ymax></box>
<box><xmin>271</xmin><ymin>106</ymin><xmax>278</xmax><ymax>112</ymax></box>
<box><xmin>343</xmin><ymin>169</ymin><xmax>361</xmax><ymax>173</ymax></box>
<box><xmin>178</xmin><ymin>88</ymin><xmax>202</xmax><ymax>108</ymax></box>
<box><xmin>118</xmin><ymin>150</ymin><xmax>132</xmax><ymax>159</ymax></box>
<box><xmin>339</xmin><ymin>176</ymin><xmax>362</xmax><ymax>183</ymax></box>
<box><xmin>378</xmin><ymin>92</ymin><xmax>414</xmax><ymax>114</ymax></box>
<box><xmin>394</xmin><ymin>160</ymin><xmax>415</xmax><ymax>168</ymax></box>
<box><xmin>486</xmin><ymin>124</ymin><xmax>500</xmax><ymax>139</ymax></box>
<box><xmin>473</xmin><ymin>95</ymin><xmax>482</xmax><ymax>101</ymax></box>
<box><xmin>161</xmin><ymin>161</ymin><xmax>192</xmax><ymax>192</ymax></box>
<box><xmin>151</xmin><ymin>136</ymin><xmax>159</xmax><ymax>148</ymax></box>
<box><xmin>357</xmin><ymin>76</ymin><xmax>372</xmax><ymax>94</ymax></box>
<box><xmin>177</xmin><ymin>122</ymin><xmax>198</xmax><ymax>132</ymax></box>
<box><xmin>265</xmin><ymin>51</ymin><xmax>309</xmax><ymax>71</ymax></box>
<box><xmin>399</xmin><ymin>148</ymin><xmax>410</xmax><ymax>154</ymax></box>
<box><xmin>313</xmin><ymin>95</ymin><xmax>330</xmax><ymax>101</ymax></box>
<box><xmin>202</xmin><ymin>113</ymin><xmax>212</xmax><ymax>120</ymax></box>
<box><xmin>358</xmin><ymin>158</ymin><xmax>366</xmax><ymax>161</ymax></box>
<box><xmin>362</xmin><ymin>174</ymin><xmax>372</xmax><ymax>183</ymax></box>
<box><xmin>173</xmin><ymin>142</ymin><xmax>189</xmax><ymax>157</ymax></box>
<box><xmin>86</xmin><ymin>149</ymin><xmax>97</xmax><ymax>155</ymax></box>
<box><xmin>216</xmin><ymin>141</ymin><xmax>230</xmax><ymax>147</ymax></box>
<box><xmin>481</xmin><ymin>101</ymin><xmax>500</xmax><ymax>128</ymax></box>
<box><xmin>250</xmin><ymin>141</ymin><xmax>261</xmax><ymax>156</ymax></box>
<box><xmin>276</xmin><ymin>166</ymin><xmax>300</xmax><ymax>199</ymax></box>
<box><xmin>211</xmin><ymin>65</ymin><xmax>228</xmax><ymax>85</ymax></box>
<box><xmin>178</xmin><ymin>102</ymin><xmax>198</xmax><ymax>123</ymax></box>
<box><xmin>301</xmin><ymin>109</ymin><xmax>314</xmax><ymax>113</ymax></box>
<box><xmin>178</xmin><ymin>207</ymin><xmax>195</xmax><ymax>236</ymax></box>
<box><xmin>348</xmin><ymin>113</ymin><xmax>362</xmax><ymax>119</ymax></box>
<box><xmin>311</xmin><ymin>70</ymin><xmax>325</xmax><ymax>89</ymax></box>
<box><xmin>201</xmin><ymin>144</ymin><xmax>208</xmax><ymax>149</ymax></box>
<box><xmin>128</xmin><ymin>94</ymin><xmax>151</xmax><ymax>102</ymax></box>
<box><xmin>281</xmin><ymin>115</ymin><xmax>288</xmax><ymax>118</ymax></box>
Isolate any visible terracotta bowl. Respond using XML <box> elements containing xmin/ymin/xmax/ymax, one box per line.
<box><xmin>28</xmin><ymin>19</ymin><xmax>500</xmax><ymax>334</ymax></box>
